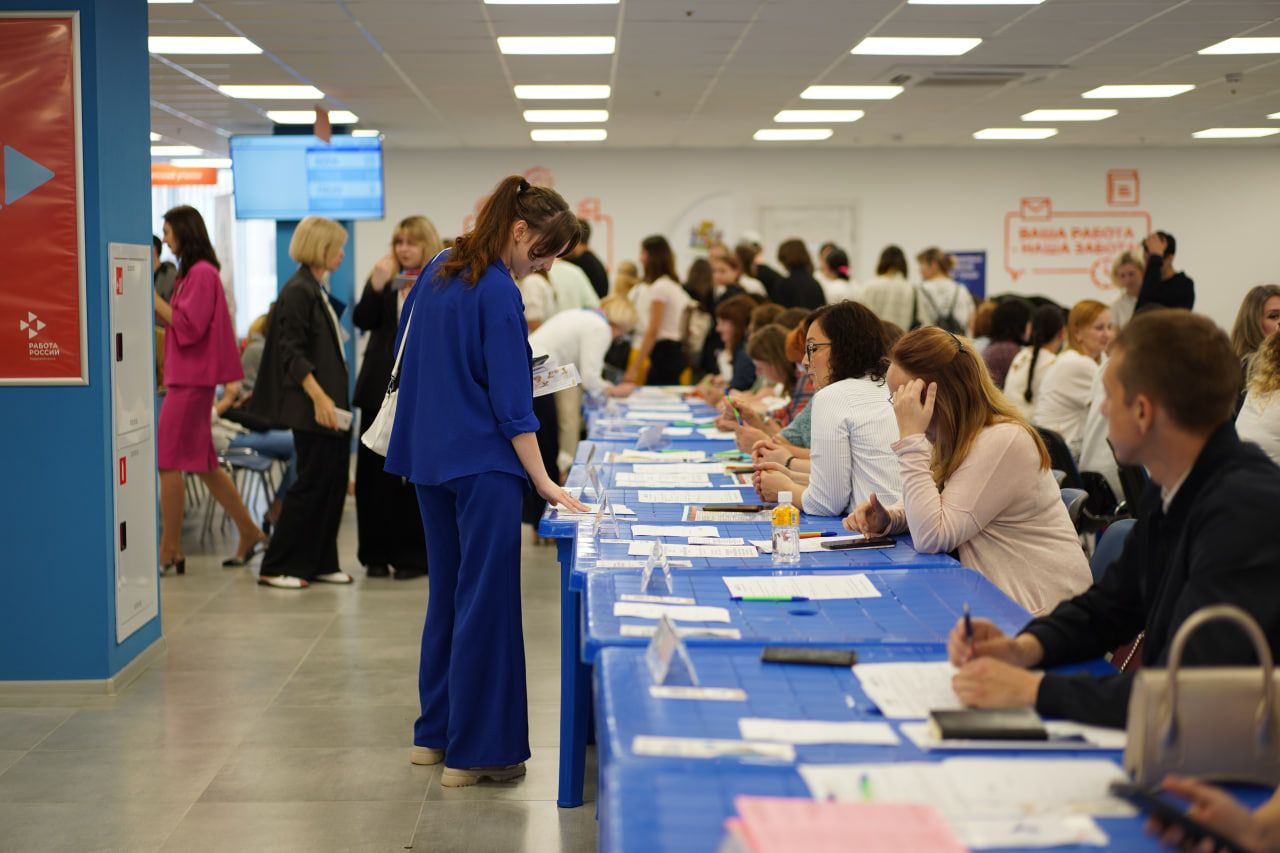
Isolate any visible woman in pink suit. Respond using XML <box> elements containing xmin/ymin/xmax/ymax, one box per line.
<box><xmin>152</xmin><ymin>205</ymin><xmax>266</xmax><ymax>574</ymax></box>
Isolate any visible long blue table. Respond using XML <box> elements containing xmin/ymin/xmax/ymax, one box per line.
<box><xmin>592</xmin><ymin>646</ymin><xmax>1194</xmax><ymax>853</ymax></box>
<box><xmin>582</xmin><ymin>566</ymin><xmax>1026</xmax><ymax>664</ymax></box>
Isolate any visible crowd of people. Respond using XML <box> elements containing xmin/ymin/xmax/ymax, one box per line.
<box><xmin>150</xmin><ymin>180</ymin><xmax>1280</xmax><ymax>836</ymax></box>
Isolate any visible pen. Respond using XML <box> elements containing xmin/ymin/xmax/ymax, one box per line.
<box><xmin>799</xmin><ymin>531</ymin><xmax>837</xmax><ymax>539</ymax></box>
<box><xmin>859</xmin><ymin>773</ymin><xmax>874</xmax><ymax>802</ymax></box>
<box><xmin>732</xmin><ymin>596</ymin><xmax>811</xmax><ymax>602</ymax></box>
<box><xmin>964</xmin><ymin>602</ymin><xmax>974</xmax><ymax>653</ymax></box>
<box><xmin>729</xmin><ymin>398</ymin><xmax>744</xmax><ymax>426</ymax></box>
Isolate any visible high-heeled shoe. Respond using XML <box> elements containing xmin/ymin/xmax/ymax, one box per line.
<box><xmin>222</xmin><ymin>538</ymin><xmax>268</xmax><ymax>568</ymax></box>
<box><xmin>161</xmin><ymin>558</ymin><xmax>185</xmax><ymax>576</ymax></box>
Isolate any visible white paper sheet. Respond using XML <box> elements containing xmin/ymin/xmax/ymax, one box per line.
<box><xmin>649</xmin><ymin>685</ymin><xmax>747</xmax><ymax>701</ymax></box>
<box><xmin>660</xmin><ymin>427</ymin><xmax>694</xmax><ymax>437</ymax></box>
<box><xmin>631</xmin><ymin>463</ymin><xmax>728</xmax><ymax>474</ymax></box>
<box><xmin>697</xmin><ymin>428</ymin><xmax>738</xmax><ymax>440</ymax></box>
<box><xmin>621</xmin><ymin>410</ymin><xmax>693</xmax><ymax>421</ymax></box>
<box><xmin>613</xmin><ymin>602</ymin><xmax>732</xmax><ymax>622</ymax></box>
<box><xmin>615</xmin><ymin>472</ymin><xmax>714</xmax><ymax>487</ymax></box>
<box><xmin>630</xmin><ymin>525</ymin><xmax>720</xmax><ymax>538</ymax></box>
<box><xmin>618</xmin><ymin>594</ymin><xmax>696</xmax><ymax>605</ymax></box>
<box><xmin>553</xmin><ymin>503</ymin><xmax>635</xmax><ymax>518</ymax></box>
<box><xmin>637</xmin><ymin>489</ymin><xmax>744</xmax><ymax>504</ymax></box>
<box><xmin>751</xmin><ymin>533</ymin><xmax>866</xmax><ymax>554</ymax></box>
<box><xmin>632</xmin><ymin>736</ymin><xmax>795</xmax><ymax>761</ymax></box>
<box><xmin>900</xmin><ymin>721</ymin><xmax>1127</xmax><ymax>752</ymax></box>
<box><xmin>722</xmin><ymin>574</ymin><xmax>881</xmax><ymax>600</ymax></box>
<box><xmin>625</xmin><ymin>542</ymin><xmax>760</xmax><ymax>559</ymax></box>
<box><xmin>683</xmin><ymin>507</ymin><xmax>771</xmax><ymax>523</ymax></box>
<box><xmin>593</xmin><ymin>559</ymin><xmax>694</xmax><ymax>569</ymax></box>
<box><xmin>853</xmin><ymin>662</ymin><xmax>963</xmax><ymax>718</ymax></box>
<box><xmin>798</xmin><ymin>758</ymin><xmax>1132</xmax><ymax>819</ymax></box>
<box><xmin>689</xmin><ymin>536</ymin><xmax>745</xmax><ymax>546</ymax></box>
<box><xmin>738</xmin><ymin>718</ymin><xmax>900</xmax><ymax>745</ymax></box>
<box><xmin>608</xmin><ymin>450</ymin><xmax>707</xmax><ymax>463</ymax></box>
<box><xmin>619</xmin><ymin>624</ymin><xmax>741</xmax><ymax>639</ymax></box>
<box><xmin>533</xmin><ymin>363</ymin><xmax>581</xmax><ymax>397</ymax></box>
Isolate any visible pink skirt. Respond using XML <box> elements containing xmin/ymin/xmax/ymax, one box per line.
<box><xmin>157</xmin><ymin>384</ymin><xmax>219</xmax><ymax>472</ymax></box>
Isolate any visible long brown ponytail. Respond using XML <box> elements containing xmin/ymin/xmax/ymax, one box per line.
<box><xmin>438</xmin><ymin>175</ymin><xmax>580</xmax><ymax>286</ymax></box>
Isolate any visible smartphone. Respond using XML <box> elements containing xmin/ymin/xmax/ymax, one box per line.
<box><xmin>821</xmin><ymin>536</ymin><xmax>895</xmax><ymax>550</ymax></box>
<box><xmin>701</xmin><ymin>504</ymin><xmax>766</xmax><ymax>512</ymax></box>
<box><xmin>1108</xmin><ymin>782</ymin><xmax>1247</xmax><ymax>853</ymax></box>
<box><xmin>532</xmin><ymin>354</ymin><xmax>550</xmax><ymax>370</ymax></box>
<box><xmin>762</xmin><ymin>646</ymin><xmax>858</xmax><ymax>667</ymax></box>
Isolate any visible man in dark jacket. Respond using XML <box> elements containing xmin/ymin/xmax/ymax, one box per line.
<box><xmin>949</xmin><ymin>309</ymin><xmax>1280</xmax><ymax>728</ymax></box>
<box><xmin>563</xmin><ymin>217</ymin><xmax>609</xmax><ymax>300</ymax></box>
<box><xmin>1136</xmin><ymin>230</ymin><xmax>1195</xmax><ymax>311</ymax></box>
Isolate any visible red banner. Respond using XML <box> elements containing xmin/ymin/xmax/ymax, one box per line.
<box><xmin>0</xmin><ymin>16</ymin><xmax>85</xmax><ymax>383</ymax></box>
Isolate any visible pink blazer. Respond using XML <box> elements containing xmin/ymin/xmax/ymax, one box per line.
<box><xmin>162</xmin><ymin>260</ymin><xmax>244</xmax><ymax>387</ymax></box>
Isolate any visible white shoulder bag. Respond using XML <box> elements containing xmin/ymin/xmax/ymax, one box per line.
<box><xmin>360</xmin><ymin>304</ymin><xmax>413</xmax><ymax>457</ymax></box>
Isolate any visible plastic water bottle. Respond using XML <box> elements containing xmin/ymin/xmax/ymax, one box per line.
<box><xmin>772</xmin><ymin>491</ymin><xmax>800</xmax><ymax>565</ymax></box>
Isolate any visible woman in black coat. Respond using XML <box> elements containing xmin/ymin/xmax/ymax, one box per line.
<box><xmin>352</xmin><ymin>216</ymin><xmax>443</xmax><ymax>579</ymax></box>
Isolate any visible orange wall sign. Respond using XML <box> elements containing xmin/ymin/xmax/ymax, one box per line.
<box><xmin>150</xmin><ymin>164</ymin><xmax>217</xmax><ymax>186</ymax></box>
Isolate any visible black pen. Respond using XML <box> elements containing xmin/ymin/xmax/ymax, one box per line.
<box><xmin>963</xmin><ymin>602</ymin><xmax>974</xmax><ymax>655</ymax></box>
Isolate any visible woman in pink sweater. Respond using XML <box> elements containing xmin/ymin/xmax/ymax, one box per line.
<box><xmin>845</xmin><ymin>326</ymin><xmax>1091</xmax><ymax>615</ymax></box>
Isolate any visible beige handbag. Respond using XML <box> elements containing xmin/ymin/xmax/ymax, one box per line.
<box><xmin>1125</xmin><ymin>604</ymin><xmax>1280</xmax><ymax>786</ymax></box>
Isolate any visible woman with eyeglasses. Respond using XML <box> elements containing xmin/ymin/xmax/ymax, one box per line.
<box><xmin>845</xmin><ymin>327</ymin><xmax>1091</xmax><ymax>615</ymax></box>
<box><xmin>753</xmin><ymin>302</ymin><xmax>900</xmax><ymax>515</ymax></box>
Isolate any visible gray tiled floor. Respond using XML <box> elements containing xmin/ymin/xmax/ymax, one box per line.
<box><xmin>0</xmin><ymin>499</ymin><xmax>596</xmax><ymax>852</ymax></box>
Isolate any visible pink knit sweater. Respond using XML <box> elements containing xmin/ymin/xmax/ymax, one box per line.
<box><xmin>883</xmin><ymin>423</ymin><xmax>1092</xmax><ymax>615</ymax></box>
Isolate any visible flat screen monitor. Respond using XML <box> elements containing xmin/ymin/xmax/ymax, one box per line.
<box><xmin>230</xmin><ymin>134</ymin><xmax>384</xmax><ymax>220</ymax></box>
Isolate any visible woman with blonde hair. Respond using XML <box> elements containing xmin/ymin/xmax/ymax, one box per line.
<box><xmin>1109</xmin><ymin>250</ymin><xmax>1144</xmax><ymax>330</ymax></box>
<box><xmin>846</xmin><ymin>327</ymin><xmax>1091</xmax><ymax>615</ymax></box>
<box><xmin>1230</xmin><ymin>284</ymin><xmax>1280</xmax><ymax>368</ymax></box>
<box><xmin>1238</xmin><ymin>331</ymin><xmax>1280</xmax><ymax>466</ymax></box>
<box><xmin>352</xmin><ymin>215</ymin><xmax>444</xmax><ymax>580</ymax></box>
<box><xmin>1032</xmin><ymin>299</ymin><xmax>1114</xmax><ymax>455</ymax></box>
<box><xmin>249</xmin><ymin>216</ymin><xmax>353</xmax><ymax>589</ymax></box>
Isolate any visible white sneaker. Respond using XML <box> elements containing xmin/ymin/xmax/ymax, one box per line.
<box><xmin>440</xmin><ymin>763</ymin><xmax>527</xmax><ymax>788</ymax></box>
<box><xmin>410</xmin><ymin>746</ymin><xmax>444</xmax><ymax>766</ymax></box>
<box><xmin>314</xmin><ymin>572</ymin><xmax>354</xmax><ymax>584</ymax></box>
<box><xmin>258</xmin><ymin>575</ymin><xmax>307</xmax><ymax>589</ymax></box>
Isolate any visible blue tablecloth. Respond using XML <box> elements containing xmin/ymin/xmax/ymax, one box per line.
<box><xmin>582</xmin><ymin>566</ymin><xmax>1027</xmax><ymax>663</ymax></box>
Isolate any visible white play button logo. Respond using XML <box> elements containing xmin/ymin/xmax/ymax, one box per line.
<box><xmin>19</xmin><ymin>311</ymin><xmax>46</xmax><ymax>339</ymax></box>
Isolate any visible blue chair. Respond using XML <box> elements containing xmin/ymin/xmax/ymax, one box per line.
<box><xmin>1060</xmin><ymin>487</ymin><xmax>1088</xmax><ymax>528</ymax></box>
<box><xmin>1090</xmin><ymin>518</ymin><xmax>1136</xmax><ymax>583</ymax></box>
<box><xmin>1051</xmin><ymin>468</ymin><xmax>1067</xmax><ymax>486</ymax></box>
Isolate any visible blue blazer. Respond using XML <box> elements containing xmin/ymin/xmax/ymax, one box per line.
<box><xmin>384</xmin><ymin>251</ymin><xmax>539</xmax><ymax>486</ymax></box>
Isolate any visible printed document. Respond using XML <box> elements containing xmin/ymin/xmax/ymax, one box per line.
<box><xmin>722</xmin><ymin>574</ymin><xmax>880</xmax><ymax>600</ymax></box>
<box><xmin>854</xmin><ymin>662</ymin><xmax>963</xmax><ymax>718</ymax></box>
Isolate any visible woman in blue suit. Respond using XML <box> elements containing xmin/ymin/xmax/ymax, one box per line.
<box><xmin>385</xmin><ymin>175</ymin><xmax>587</xmax><ymax>787</ymax></box>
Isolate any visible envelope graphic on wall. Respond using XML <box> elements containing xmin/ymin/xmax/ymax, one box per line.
<box><xmin>1019</xmin><ymin>197</ymin><xmax>1053</xmax><ymax>220</ymax></box>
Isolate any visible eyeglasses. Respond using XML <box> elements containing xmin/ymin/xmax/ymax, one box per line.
<box><xmin>804</xmin><ymin>341</ymin><xmax>833</xmax><ymax>358</ymax></box>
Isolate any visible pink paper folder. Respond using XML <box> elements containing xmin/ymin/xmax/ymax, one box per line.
<box><xmin>733</xmin><ymin>796</ymin><xmax>968</xmax><ymax>853</ymax></box>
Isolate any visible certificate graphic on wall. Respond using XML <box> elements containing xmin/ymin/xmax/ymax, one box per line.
<box><xmin>0</xmin><ymin>14</ymin><xmax>87</xmax><ymax>384</ymax></box>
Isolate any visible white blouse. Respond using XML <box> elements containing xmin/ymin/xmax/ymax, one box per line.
<box><xmin>1238</xmin><ymin>390</ymin><xmax>1280</xmax><ymax>467</ymax></box>
<box><xmin>1033</xmin><ymin>348</ymin><xmax>1099</xmax><ymax>456</ymax></box>
<box><xmin>529</xmin><ymin>309</ymin><xmax>612</xmax><ymax>397</ymax></box>
<box><xmin>802</xmin><ymin>377</ymin><xmax>903</xmax><ymax>516</ymax></box>
<box><xmin>1003</xmin><ymin>346</ymin><xmax>1059</xmax><ymax>419</ymax></box>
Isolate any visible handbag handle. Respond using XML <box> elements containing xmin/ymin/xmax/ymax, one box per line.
<box><xmin>1161</xmin><ymin>604</ymin><xmax>1276</xmax><ymax>750</ymax></box>
<box><xmin>386</xmin><ymin>302</ymin><xmax>413</xmax><ymax>394</ymax></box>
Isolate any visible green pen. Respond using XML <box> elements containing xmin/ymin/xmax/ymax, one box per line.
<box><xmin>859</xmin><ymin>773</ymin><xmax>874</xmax><ymax>801</ymax></box>
<box><xmin>733</xmin><ymin>596</ymin><xmax>810</xmax><ymax>602</ymax></box>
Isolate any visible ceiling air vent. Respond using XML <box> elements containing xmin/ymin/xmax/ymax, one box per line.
<box><xmin>890</xmin><ymin>65</ymin><xmax>1068</xmax><ymax>88</ymax></box>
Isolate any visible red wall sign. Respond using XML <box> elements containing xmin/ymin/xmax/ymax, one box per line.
<box><xmin>150</xmin><ymin>164</ymin><xmax>218</xmax><ymax>186</ymax></box>
<box><xmin>0</xmin><ymin>15</ymin><xmax>86</xmax><ymax>384</ymax></box>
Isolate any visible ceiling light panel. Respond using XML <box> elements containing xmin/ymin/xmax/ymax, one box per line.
<box><xmin>266</xmin><ymin>110</ymin><xmax>359</xmax><ymax>124</ymax></box>
<box><xmin>774</xmin><ymin>110</ymin><xmax>863</xmax><ymax>123</ymax></box>
<box><xmin>801</xmin><ymin>85</ymin><xmax>903</xmax><ymax>100</ymax></box>
<box><xmin>514</xmin><ymin>84</ymin><xmax>610</xmax><ymax>99</ymax></box>
<box><xmin>973</xmin><ymin>128</ymin><xmax>1057</xmax><ymax>140</ymax></box>
<box><xmin>1199</xmin><ymin>38</ymin><xmax>1280</xmax><ymax>55</ymax></box>
<box><xmin>1021</xmin><ymin>109</ymin><xmax>1116</xmax><ymax>121</ymax></box>
<box><xmin>351</xmin><ymin>129</ymin><xmax>381</xmax><ymax>138</ymax></box>
<box><xmin>170</xmin><ymin>158</ymin><xmax>232</xmax><ymax>169</ymax></box>
<box><xmin>753</xmin><ymin>129</ymin><xmax>834</xmax><ymax>141</ymax></box>
<box><xmin>219</xmin><ymin>85</ymin><xmax>324</xmax><ymax>100</ymax></box>
<box><xmin>851</xmin><ymin>37</ymin><xmax>981</xmax><ymax>56</ymax></box>
<box><xmin>151</xmin><ymin>145</ymin><xmax>204</xmax><ymax>156</ymax></box>
<box><xmin>148</xmin><ymin>0</ymin><xmax>194</xmax><ymax>4</ymax></box>
<box><xmin>523</xmin><ymin>109</ymin><xmax>609</xmax><ymax>123</ymax></box>
<box><xmin>1191</xmin><ymin>128</ymin><xmax>1280</xmax><ymax>139</ymax></box>
<box><xmin>909</xmin><ymin>0</ymin><xmax>1042</xmax><ymax>3</ymax></box>
<box><xmin>487</xmin><ymin>0</ymin><xmax>617</xmax><ymax>3</ymax></box>
<box><xmin>531</xmin><ymin>128</ymin><xmax>607</xmax><ymax>141</ymax></box>
<box><xmin>498</xmin><ymin>37</ymin><xmax>615</xmax><ymax>55</ymax></box>
<box><xmin>1082</xmin><ymin>84</ymin><xmax>1193</xmax><ymax>99</ymax></box>
<box><xmin>147</xmin><ymin>36</ymin><xmax>262</xmax><ymax>55</ymax></box>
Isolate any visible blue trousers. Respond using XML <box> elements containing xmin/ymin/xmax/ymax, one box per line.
<box><xmin>414</xmin><ymin>472</ymin><xmax>530</xmax><ymax>767</ymax></box>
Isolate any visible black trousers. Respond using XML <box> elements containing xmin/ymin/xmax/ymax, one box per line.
<box><xmin>521</xmin><ymin>393</ymin><xmax>559</xmax><ymax>526</ymax></box>
<box><xmin>355</xmin><ymin>439</ymin><xmax>427</xmax><ymax>572</ymax></box>
<box><xmin>645</xmin><ymin>339</ymin><xmax>687</xmax><ymax>386</ymax></box>
<box><xmin>261</xmin><ymin>430</ymin><xmax>348</xmax><ymax>581</ymax></box>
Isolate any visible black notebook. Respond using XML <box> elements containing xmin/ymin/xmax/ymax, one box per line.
<box><xmin>928</xmin><ymin>707</ymin><xmax>1048</xmax><ymax>741</ymax></box>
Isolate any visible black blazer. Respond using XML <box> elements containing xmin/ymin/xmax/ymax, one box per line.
<box><xmin>352</xmin><ymin>278</ymin><xmax>399</xmax><ymax>413</ymax></box>
<box><xmin>774</xmin><ymin>269</ymin><xmax>826</xmax><ymax>310</ymax></box>
<box><xmin>248</xmin><ymin>266</ymin><xmax>350</xmax><ymax>434</ymax></box>
<box><xmin>1024</xmin><ymin>423</ymin><xmax>1280</xmax><ymax>727</ymax></box>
